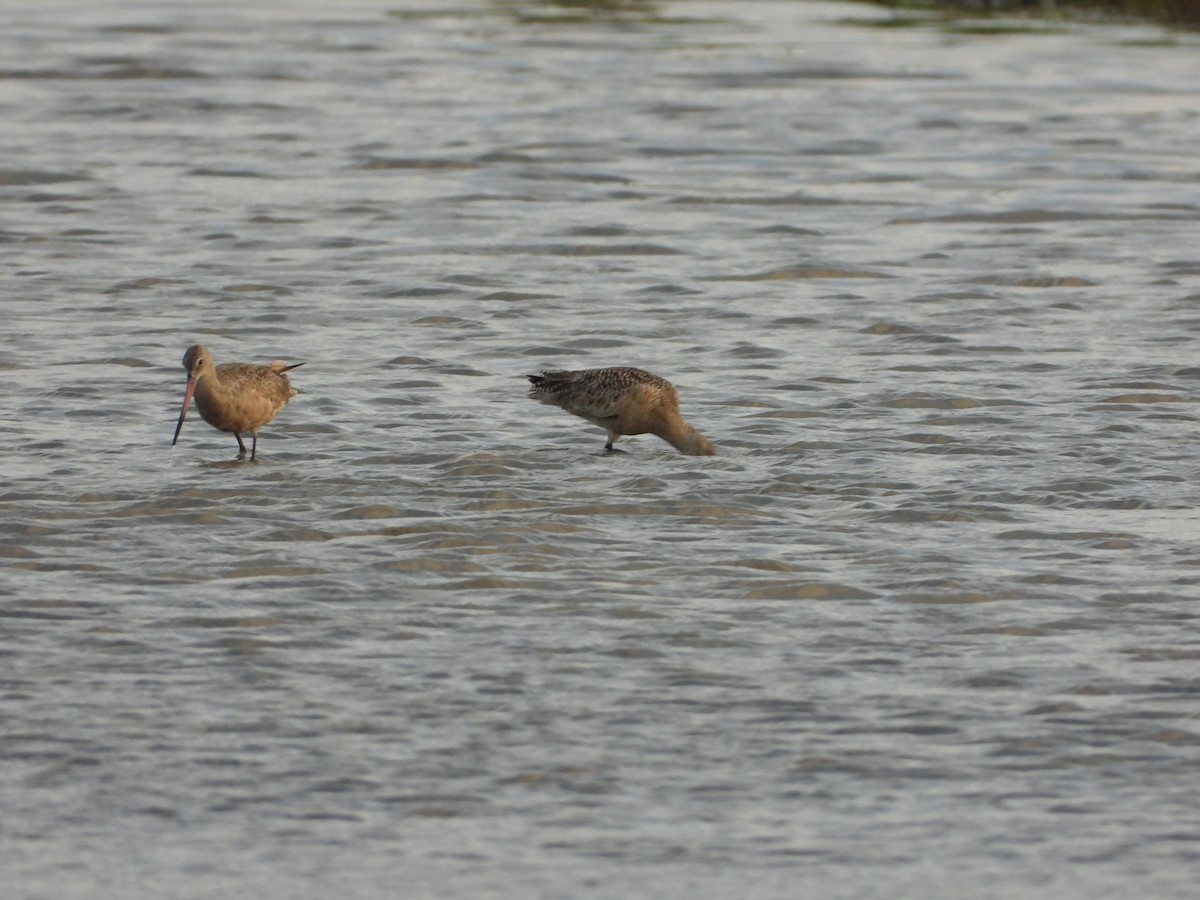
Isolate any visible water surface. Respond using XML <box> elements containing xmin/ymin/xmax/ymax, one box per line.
<box><xmin>2</xmin><ymin>1</ymin><xmax>1199</xmax><ymax>897</ymax></box>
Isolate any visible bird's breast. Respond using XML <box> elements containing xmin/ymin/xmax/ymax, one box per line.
<box><xmin>194</xmin><ymin>377</ymin><xmax>288</xmax><ymax>433</ymax></box>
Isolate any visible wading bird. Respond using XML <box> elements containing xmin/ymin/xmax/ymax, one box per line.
<box><xmin>528</xmin><ymin>366</ymin><xmax>714</xmax><ymax>456</ymax></box>
<box><xmin>172</xmin><ymin>344</ymin><xmax>301</xmax><ymax>461</ymax></box>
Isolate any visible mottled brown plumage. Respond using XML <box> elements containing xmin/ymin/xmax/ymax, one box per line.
<box><xmin>528</xmin><ymin>366</ymin><xmax>715</xmax><ymax>456</ymax></box>
<box><xmin>172</xmin><ymin>344</ymin><xmax>301</xmax><ymax>461</ymax></box>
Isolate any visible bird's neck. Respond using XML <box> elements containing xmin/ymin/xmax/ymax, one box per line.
<box><xmin>193</xmin><ymin>371</ymin><xmax>226</xmax><ymax>404</ymax></box>
<box><xmin>655</xmin><ymin>414</ymin><xmax>715</xmax><ymax>456</ymax></box>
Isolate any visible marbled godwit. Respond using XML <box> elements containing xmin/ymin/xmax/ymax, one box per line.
<box><xmin>172</xmin><ymin>344</ymin><xmax>302</xmax><ymax>461</ymax></box>
<box><xmin>528</xmin><ymin>367</ymin><xmax>715</xmax><ymax>456</ymax></box>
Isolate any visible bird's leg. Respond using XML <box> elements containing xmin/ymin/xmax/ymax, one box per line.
<box><xmin>234</xmin><ymin>433</ymin><xmax>248</xmax><ymax>458</ymax></box>
<box><xmin>604</xmin><ymin>440</ymin><xmax>614</xmax><ymax>451</ymax></box>
<box><xmin>250</xmin><ymin>433</ymin><xmax>258</xmax><ymax>462</ymax></box>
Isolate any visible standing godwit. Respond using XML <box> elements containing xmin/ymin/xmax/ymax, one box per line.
<box><xmin>172</xmin><ymin>344</ymin><xmax>302</xmax><ymax>461</ymax></box>
<box><xmin>528</xmin><ymin>367</ymin><xmax>715</xmax><ymax>456</ymax></box>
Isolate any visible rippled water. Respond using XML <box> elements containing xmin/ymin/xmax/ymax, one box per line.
<box><xmin>3</xmin><ymin>1</ymin><xmax>1200</xmax><ymax>896</ymax></box>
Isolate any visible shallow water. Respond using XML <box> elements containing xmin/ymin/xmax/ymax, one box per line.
<box><xmin>2</xmin><ymin>1</ymin><xmax>1200</xmax><ymax>896</ymax></box>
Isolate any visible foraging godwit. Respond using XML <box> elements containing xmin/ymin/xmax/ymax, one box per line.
<box><xmin>528</xmin><ymin>367</ymin><xmax>715</xmax><ymax>456</ymax></box>
<box><xmin>172</xmin><ymin>344</ymin><xmax>302</xmax><ymax>461</ymax></box>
